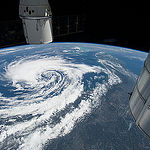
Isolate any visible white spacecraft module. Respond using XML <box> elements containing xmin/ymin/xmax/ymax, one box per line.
<box><xmin>19</xmin><ymin>0</ymin><xmax>53</xmax><ymax>44</ymax></box>
<box><xmin>130</xmin><ymin>52</ymin><xmax>150</xmax><ymax>137</ymax></box>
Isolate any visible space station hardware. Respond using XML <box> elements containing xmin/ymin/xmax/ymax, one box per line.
<box><xmin>19</xmin><ymin>0</ymin><xmax>53</xmax><ymax>44</ymax></box>
<box><xmin>130</xmin><ymin>52</ymin><xmax>150</xmax><ymax>138</ymax></box>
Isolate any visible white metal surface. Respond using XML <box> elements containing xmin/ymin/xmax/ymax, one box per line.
<box><xmin>130</xmin><ymin>53</ymin><xmax>150</xmax><ymax>138</ymax></box>
<box><xmin>19</xmin><ymin>0</ymin><xmax>53</xmax><ymax>44</ymax></box>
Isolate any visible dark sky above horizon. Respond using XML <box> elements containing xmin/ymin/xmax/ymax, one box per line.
<box><xmin>1</xmin><ymin>1</ymin><xmax>149</xmax><ymax>20</ymax></box>
<box><xmin>0</xmin><ymin>1</ymin><xmax>150</xmax><ymax>51</ymax></box>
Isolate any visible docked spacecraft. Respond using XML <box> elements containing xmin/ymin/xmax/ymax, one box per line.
<box><xmin>19</xmin><ymin>0</ymin><xmax>53</xmax><ymax>44</ymax></box>
<box><xmin>130</xmin><ymin>53</ymin><xmax>150</xmax><ymax>138</ymax></box>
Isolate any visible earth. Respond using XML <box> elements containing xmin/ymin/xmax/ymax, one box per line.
<box><xmin>0</xmin><ymin>42</ymin><xmax>150</xmax><ymax>150</ymax></box>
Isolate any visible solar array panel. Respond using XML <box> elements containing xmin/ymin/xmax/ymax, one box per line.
<box><xmin>53</xmin><ymin>14</ymin><xmax>86</xmax><ymax>37</ymax></box>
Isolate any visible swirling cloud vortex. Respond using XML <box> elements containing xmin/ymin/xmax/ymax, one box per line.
<box><xmin>0</xmin><ymin>56</ymin><xmax>121</xmax><ymax>150</ymax></box>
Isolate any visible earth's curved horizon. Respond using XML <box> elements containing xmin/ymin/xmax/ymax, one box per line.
<box><xmin>0</xmin><ymin>42</ymin><xmax>149</xmax><ymax>150</ymax></box>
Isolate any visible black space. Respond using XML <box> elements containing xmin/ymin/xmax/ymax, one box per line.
<box><xmin>0</xmin><ymin>1</ymin><xmax>150</xmax><ymax>52</ymax></box>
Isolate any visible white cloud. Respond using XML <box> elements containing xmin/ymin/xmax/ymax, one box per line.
<box><xmin>0</xmin><ymin>55</ymin><xmax>123</xmax><ymax>150</ymax></box>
